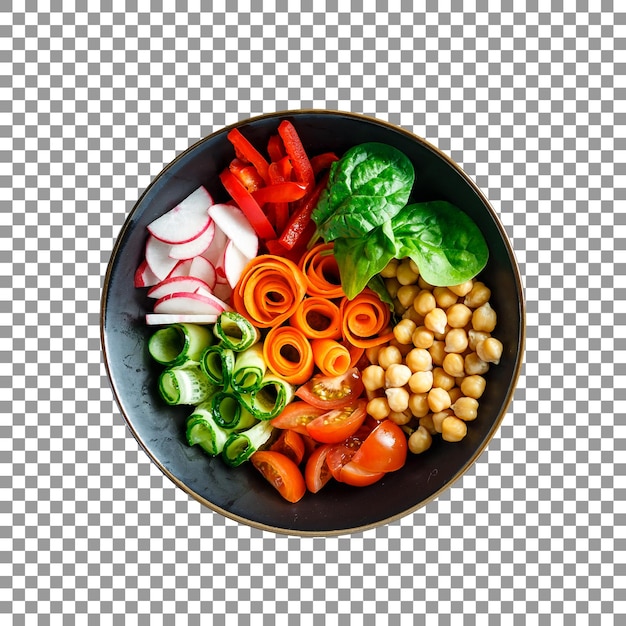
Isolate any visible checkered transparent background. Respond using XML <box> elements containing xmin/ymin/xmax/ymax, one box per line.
<box><xmin>2</xmin><ymin>2</ymin><xmax>624</xmax><ymax>624</ymax></box>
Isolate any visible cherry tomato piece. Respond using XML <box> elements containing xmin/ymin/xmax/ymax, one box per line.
<box><xmin>269</xmin><ymin>429</ymin><xmax>306</xmax><ymax>466</ymax></box>
<box><xmin>304</xmin><ymin>444</ymin><xmax>333</xmax><ymax>493</ymax></box>
<box><xmin>270</xmin><ymin>401</ymin><xmax>327</xmax><ymax>437</ymax></box>
<box><xmin>295</xmin><ymin>367</ymin><xmax>364</xmax><ymax>410</ymax></box>
<box><xmin>350</xmin><ymin>419</ymin><xmax>408</xmax><ymax>474</ymax></box>
<box><xmin>306</xmin><ymin>399</ymin><xmax>367</xmax><ymax>444</ymax></box>
<box><xmin>250</xmin><ymin>450</ymin><xmax>306</xmax><ymax>503</ymax></box>
<box><xmin>338</xmin><ymin>461</ymin><xmax>385</xmax><ymax>487</ymax></box>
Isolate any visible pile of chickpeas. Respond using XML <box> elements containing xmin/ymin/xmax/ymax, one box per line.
<box><xmin>362</xmin><ymin>257</ymin><xmax>503</xmax><ymax>454</ymax></box>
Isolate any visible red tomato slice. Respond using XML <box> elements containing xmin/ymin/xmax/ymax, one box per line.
<box><xmin>338</xmin><ymin>461</ymin><xmax>385</xmax><ymax>487</ymax></box>
<box><xmin>306</xmin><ymin>399</ymin><xmax>367</xmax><ymax>444</ymax></box>
<box><xmin>250</xmin><ymin>450</ymin><xmax>306</xmax><ymax>503</ymax></box>
<box><xmin>350</xmin><ymin>419</ymin><xmax>408</xmax><ymax>474</ymax></box>
<box><xmin>295</xmin><ymin>367</ymin><xmax>365</xmax><ymax>410</ymax></box>
<box><xmin>304</xmin><ymin>444</ymin><xmax>333</xmax><ymax>493</ymax></box>
<box><xmin>269</xmin><ymin>429</ymin><xmax>306</xmax><ymax>466</ymax></box>
<box><xmin>270</xmin><ymin>401</ymin><xmax>327</xmax><ymax>436</ymax></box>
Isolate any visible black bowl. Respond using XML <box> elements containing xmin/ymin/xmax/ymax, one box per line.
<box><xmin>101</xmin><ymin>110</ymin><xmax>525</xmax><ymax>535</ymax></box>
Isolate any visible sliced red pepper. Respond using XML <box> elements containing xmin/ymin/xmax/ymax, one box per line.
<box><xmin>277</xmin><ymin>120</ymin><xmax>315</xmax><ymax>193</ymax></box>
<box><xmin>229</xmin><ymin>158</ymin><xmax>265</xmax><ymax>192</ymax></box>
<box><xmin>310</xmin><ymin>152</ymin><xmax>339</xmax><ymax>176</ymax></box>
<box><xmin>278</xmin><ymin>172</ymin><xmax>329</xmax><ymax>250</ymax></box>
<box><xmin>267</xmin><ymin>134</ymin><xmax>286</xmax><ymax>162</ymax></box>
<box><xmin>252</xmin><ymin>182</ymin><xmax>307</xmax><ymax>206</ymax></box>
<box><xmin>227</xmin><ymin>128</ymin><xmax>271</xmax><ymax>185</ymax></box>
<box><xmin>219</xmin><ymin>168</ymin><xmax>277</xmax><ymax>240</ymax></box>
<box><xmin>268</xmin><ymin>159</ymin><xmax>293</xmax><ymax>233</ymax></box>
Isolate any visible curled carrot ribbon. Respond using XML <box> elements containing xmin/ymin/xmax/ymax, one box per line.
<box><xmin>311</xmin><ymin>338</ymin><xmax>352</xmax><ymax>377</ymax></box>
<box><xmin>299</xmin><ymin>242</ymin><xmax>345</xmax><ymax>299</ymax></box>
<box><xmin>262</xmin><ymin>325</ymin><xmax>315</xmax><ymax>385</ymax></box>
<box><xmin>232</xmin><ymin>254</ymin><xmax>308</xmax><ymax>328</ymax></box>
<box><xmin>289</xmin><ymin>296</ymin><xmax>342</xmax><ymax>340</ymax></box>
<box><xmin>340</xmin><ymin>290</ymin><xmax>395</xmax><ymax>348</ymax></box>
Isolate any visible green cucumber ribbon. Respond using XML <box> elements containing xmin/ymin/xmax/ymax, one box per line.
<box><xmin>221</xmin><ymin>419</ymin><xmax>275</xmax><ymax>467</ymax></box>
<box><xmin>148</xmin><ymin>323</ymin><xmax>214</xmax><ymax>367</ymax></box>
<box><xmin>185</xmin><ymin>406</ymin><xmax>233</xmax><ymax>457</ymax></box>
<box><xmin>210</xmin><ymin>389</ymin><xmax>258</xmax><ymax>431</ymax></box>
<box><xmin>213</xmin><ymin>311</ymin><xmax>260</xmax><ymax>352</ymax></box>
<box><xmin>158</xmin><ymin>362</ymin><xmax>216</xmax><ymax>406</ymax></box>
<box><xmin>231</xmin><ymin>343</ymin><xmax>267</xmax><ymax>393</ymax></box>
<box><xmin>200</xmin><ymin>344</ymin><xmax>235</xmax><ymax>388</ymax></box>
<box><xmin>238</xmin><ymin>373</ymin><xmax>295</xmax><ymax>420</ymax></box>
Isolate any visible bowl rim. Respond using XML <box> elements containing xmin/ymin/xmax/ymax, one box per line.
<box><xmin>100</xmin><ymin>108</ymin><xmax>526</xmax><ymax>536</ymax></box>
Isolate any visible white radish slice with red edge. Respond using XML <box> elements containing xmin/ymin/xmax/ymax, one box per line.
<box><xmin>188</xmin><ymin>255</ymin><xmax>217</xmax><ymax>289</ymax></box>
<box><xmin>201</xmin><ymin>224</ymin><xmax>229</xmax><ymax>269</ymax></box>
<box><xmin>147</xmin><ymin>276</ymin><xmax>212</xmax><ymax>299</ymax></box>
<box><xmin>208</xmin><ymin>203</ymin><xmax>259</xmax><ymax>259</ymax></box>
<box><xmin>147</xmin><ymin>186</ymin><xmax>213</xmax><ymax>244</ymax></box>
<box><xmin>168</xmin><ymin>220</ymin><xmax>216</xmax><ymax>260</ymax></box>
<box><xmin>166</xmin><ymin>258</ymin><xmax>193</xmax><ymax>278</ymax></box>
<box><xmin>146</xmin><ymin>313</ymin><xmax>219</xmax><ymax>326</ymax></box>
<box><xmin>153</xmin><ymin>291</ymin><xmax>231</xmax><ymax>316</ymax></box>
<box><xmin>134</xmin><ymin>259</ymin><xmax>160</xmax><ymax>288</ymax></box>
<box><xmin>145</xmin><ymin>235</ymin><xmax>180</xmax><ymax>280</ymax></box>
<box><xmin>212</xmin><ymin>281</ymin><xmax>233</xmax><ymax>303</ymax></box>
<box><xmin>223</xmin><ymin>239</ymin><xmax>251</xmax><ymax>288</ymax></box>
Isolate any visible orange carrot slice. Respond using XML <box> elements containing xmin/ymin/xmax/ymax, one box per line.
<box><xmin>289</xmin><ymin>296</ymin><xmax>342</xmax><ymax>340</ymax></box>
<box><xmin>340</xmin><ymin>290</ymin><xmax>395</xmax><ymax>348</ymax></box>
<box><xmin>311</xmin><ymin>338</ymin><xmax>352</xmax><ymax>377</ymax></box>
<box><xmin>232</xmin><ymin>254</ymin><xmax>308</xmax><ymax>328</ymax></box>
<box><xmin>262</xmin><ymin>325</ymin><xmax>315</xmax><ymax>385</ymax></box>
<box><xmin>298</xmin><ymin>242</ymin><xmax>344</xmax><ymax>299</ymax></box>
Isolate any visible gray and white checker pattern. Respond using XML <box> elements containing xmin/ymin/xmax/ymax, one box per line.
<box><xmin>2</xmin><ymin>2</ymin><xmax>623</xmax><ymax>624</ymax></box>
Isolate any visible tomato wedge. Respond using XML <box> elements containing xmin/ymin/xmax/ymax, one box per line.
<box><xmin>306</xmin><ymin>399</ymin><xmax>367</xmax><ymax>444</ymax></box>
<box><xmin>269</xmin><ymin>429</ymin><xmax>306</xmax><ymax>465</ymax></box>
<box><xmin>338</xmin><ymin>461</ymin><xmax>385</xmax><ymax>487</ymax></box>
<box><xmin>350</xmin><ymin>419</ymin><xmax>408</xmax><ymax>474</ymax></box>
<box><xmin>270</xmin><ymin>401</ymin><xmax>327</xmax><ymax>436</ymax></box>
<box><xmin>295</xmin><ymin>367</ymin><xmax>365</xmax><ymax>410</ymax></box>
<box><xmin>304</xmin><ymin>444</ymin><xmax>333</xmax><ymax>493</ymax></box>
<box><xmin>250</xmin><ymin>450</ymin><xmax>306</xmax><ymax>503</ymax></box>
<box><xmin>323</xmin><ymin>429</ymin><xmax>384</xmax><ymax>486</ymax></box>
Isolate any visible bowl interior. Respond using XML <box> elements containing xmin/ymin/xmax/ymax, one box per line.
<box><xmin>101</xmin><ymin>111</ymin><xmax>524</xmax><ymax>535</ymax></box>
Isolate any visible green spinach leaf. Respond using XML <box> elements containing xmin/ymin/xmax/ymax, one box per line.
<box><xmin>311</xmin><ymin>142</ymin><xmax>415</xmax><ymax>242</ymax></box>
<box><xmin>393</xmin><ymin>201</ymin><xmax>489</xmax><ymax>286</ymax></box>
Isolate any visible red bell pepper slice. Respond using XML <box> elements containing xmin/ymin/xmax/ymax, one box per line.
<box><xmin>278</xmin><ymin>172</ymin><xmax>329</xmax><ymax>250</ymax></box>
<box><xmin>277</xmin><ymin>120</ymin><xmax>315</xmax><ymax>193</ymax></box>
<box><xmin>229</xmin><ymin>158</ymin><xmax>265</xmax><ymax>192</ymax></box>
<box><xmin>268</xmin><ymin>159</ymin><xmax>293</xmax><ymax>233</ymax></box>
<box><xmin>267</xmin><ymin>134</ymin><xmax>286</xmax><ymax>162</ymax></box>
<box><xmin>219</xmin><ymin>168</ymin><xmax>277</xmax><ymax>241</ymax></box>
<box><xmin>310</xmin><ymin>152</ymin><xmax>339</xmax><ymax>176</ymax></box>
<box><xmin>227</xmin><ymin>128</ymin><xmax>271</xmax><ymax>184</ymax></box>
<box><xmin>252</xmin><ymin>182</ymin><xmax>307</xmax><ymax>205</ymax></box>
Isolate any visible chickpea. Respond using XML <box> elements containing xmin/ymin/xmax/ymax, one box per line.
<box><xmin>432</xmin><ymin>366</ymin><xmax>455</xmax><ymax>391</ymax></box>
<box><xmin>397</xmin><ymin>284</ymin><xmax>421</xmax><ymax>309</ymax></box>
<box><xmin>419</xmin><ymin>414</ymin><xmax>437</xmax><ymax>435</ymax></box>
<box><xmin>393</xmin><ymin>298</ymin><xmax>407</xmax><ymax>316</ymax></box>
<box><xmin>448</xmin><ymin>386</ymin><xmax>464</xmax><ymax>404</ymax></box>
<box><xmin>432</xmin><ymin>409</ymin><xmax>452</xmax><ymax>433</ymax></box>
<box><xmin>413</xmin><ymin>290</ymin><xmax>436</xmax><ymax>316</ymax></box>
<box><xmin>393</xmin><ymin>318</ymin><xmax>417</xmax><ymax>345</ymax></box>
<box><xmin>408</xmin><ymin>425</ymin><xmax>433</xmax><ymax>454</ymax></box>
<box><xmin>424</xmin><ymin>307</ymin><xmax>447</xmax><ymax>335</ymax></box>
<box><xmin>389</xmin><ymin>338</ymin><xmax>414</xmax><ymax>357</ymax></box>
<box><xmin>365</xmin><ymin>345</ymin><xmax>381</xmax><ymax>365</ymax></box>
<box><xmin>444</xmin><ymin>328</ymin><xmax>469</xmax><ymax>354</ymax></box>
<box><xmin>464</xmin><ymin>281</ymin><xmax>491</xmax><ymax>308</ymax></box>
<box><xmin>412</xmin><ymin>325</ymin><xmax>434</xmax><ymax>349</ymax></box>
<box><xmin>386</xmin><ymin>386</ymin><xmax>410</xmax><ymax>412</ymax></box>
<box><xmin>442</xmin><ymin>352</ymin><xmax>465</xmax><ymax>378</ymax></box>
<box><xmin>405</xmin><ymin>347</ymin><xmax>433</xmax><ymax>373</ymax></box>
<box><xmin>461</xmin><ymin>375</ymin><xmax>486</xmax><ymax>399</ymax></box>
<box><xmin>409</xmin><ymin>259</ymin><xmax>420</xmax><ymax>275</ymax></box>
<box><xmin>408</xmin><ymin>392</ymin><xmax>430</xmax><ymax>418</ymax></box>
<box><xmin>380</xmin><ymin>258</ymin><xmax>399</xmax><ymax>278</ymax></box>
<box><xmin>428</xmin><ymin>387</ymin><xmax>451</xmax><ymax>413</ymax></box>
<box><xmin>402</xmin><ymin>306</ymin><xmax>425</xmax><ymax>326</ymax></box>
<box><xmin>433</xmin><ymin>324</ymin><xmax>451</xmax><ymax>341</ymax></box>
<box><xmin>472</xmin><ymin>302</ymin><xmax>497</xmax><ymax>333</ymax></box>
<box><xmin>428</xmin><ymin>340</ymin><xmax>446</xmax><ymax>366</ymax></box>
<box><xmin>446</xmin><ymin>303</ymin><xmax>473</xmax><ymax>328</ymax></box>
<box><xmin>361</xmin><ymin>365</ymin><xmax>386</xmax><ymax>391</ymax></box>
<box><xmin>388</xmin><ymin>409</ymin><xmax>413</xmax><ymax>426</ymax></box>
<box><xmin>408</xmin><ymin>370</ymin><xmax>434</xmax><ymax>394</ymax></box>
<box><xmin>448</xmin><ymin>280</ymin><xmax>473</xmax><ymax>297</ymax></box>
<box><xmin>476</xmin><ymin>337</ymin><xmax>503</xmax><ymax>364</ymax></box>
<box><xmin>468</xmin><ymin>329</ymin><xmax>491</xmax><ymax>351</ymax></box>
<box><xmin>385</xmin><ymin>363</ymin><xmax>412</xmax><ymax>388</ymax></box>
<box><xmin>451</xmin><ymin>396</ymin><xmax>479</xmax><ymax>421</ymax></box>
<box><xmin>441</xmin><ymin>415</ymin><xmax>468</xmax><ymax>442</ymax></box>
<box><xmin>396</xmin><ymin>259</ymin><xmax>419</xmax><ymax>285</ymax></box>
<box><xmin>385</xmin><ymin>277</ymin><xmax>401</xmax><ymax>299</ymax></box>
<box><xmin>378</xmin><ymin>345</ymin><xmax>402</xmax><ymax>369</ymax></box>
<box><xmin>367</xmin><ymin>396</ymin><xmax>391</xmax><ymax>420</ymax></box>
<box><xmin>464</xmin><ymin>352</ymin><xmax>490</xmax><ymax>376</ymax></box>
<box><xmin>433</xmin><ymin>286</ymin><xmax>458</xmax><ymax>309</ymax></box>
<box><xmin>417</xmin><ymin>275</ymin><xmax>434</xmax><ymax>290</ymax></box>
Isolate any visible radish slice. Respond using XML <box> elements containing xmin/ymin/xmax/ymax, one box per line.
<box><xmin>134</xmin><ymin>258</ymin><xmax>160</xmax><ymax>288</ymax></box>
<box><xmin>201</xmin><ymin>224</ymin><xmax>229</xmax><ymax>268</ymax></box>
<box><xmin>146</xmin><ymin>313</ymin><xmax>219</xmax><ymax>325</ymax></box>
<box><xmin>188</xmin><ymin>256</ymin><xmax>217</xmax><ymax>289</ymax></box>
<box><xmin>212</xmin><ymin>281</ymin><xmax>233</xmax><ymax>303</ymax></box>
<box><xmin>145</xmin><ymin>235</ymin><xmax>180</xmax><ymax>280</ymax></box>
<box><xmin>208</xmin><ymin>203</ymin><xmax>259</xmax><ymax>259</ymax></box>
<box><xmin>147</xmin><ymin>186</ymin><xmax>213</xmax><ymax>244</ymax></box>
<box><xmin>147</xmin><ymin>276</ymin><xmax>213</xmax><ymax>299</ymax></box>
<box><xmin>153</xmin><ymin>291</ymin><xmax>232</xmax><ymax>316</ymax></box>
<box><xmin>167</xmin><ymin>258</ymin><xmax>193</xmax><ymax>278</ymax></box>
<box><xmin>223</xmin><ymin>239</ymin><xmax>251</xmax><ymax>288</ymax></box>
<box><xmin>168</xmin><ymin>220</ymin><xmax>216</xmax><ymax>260</ymax></box>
